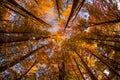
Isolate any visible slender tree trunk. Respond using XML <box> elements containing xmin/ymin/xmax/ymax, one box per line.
<box><xmin>64</xmin><ymin>0</ymin><xmax>80</xmax><ymax>30</ymax></box>
<box><xmin>100</xmin><ymin>42</ymin><xmax>120</xmax><ymax>51</ymax></box>
<box><xmin>74</xmin><ymin>51</ymin><xmax>98</xmax><ymax>80</ymax></box>
<box><xmin>100</xmin><ymin>69</ymin><xmax>111</xmax><ymax>80</ymax></box>
<box><xmin>95</xmin><ymin>34</ymin><xmax>120</xmax><ymax>38</ymax></box>
<box><xmin>84</xmin><ymin>37</ymin><xmax>120</xmax><ymax>43</ymax></box>
<box><xmin>73</xmin><ymin>0</ymin><xmax>86</xmax><ymax>20</ymax></box>
<box><xmin>85</xmin><ymin>48</ymin><xmax>120</xmax><ymax>77</ymax></box>
<box><xmin>88</xmin><ymin>19</ymin><xmax>120</xmax><ymax>27</ymax></box>
<box><xmin>58</xmin><ymin>62</ymin><xmax>65</xmax><ymax>80</ymax></box>
<box><xmin>101</xmin><ymin>54</ymin><xmax>120</xmax><ymax>70</ymax></box>
<box><xmin>0</xmin><ymin>31</ymin><xmax>31</xmax><ymax>34</ymax></box>
<box><xmin>72</xmin><ymin>67</ymin><xmax>80</xmax><ymax>80</ymax></box>
<box><xmin>56</xmin><ymin>0</ymin><xmax>60</xmax><ymax>19</ymax></box>
<box><xmin>73</xmin><ymin>58</ymin><xmax>85</xmax><ymax>80</ymax></box>
<box><xmin>0</xmin><ymin>36</ymin><xmax>50</xmax><ymax>44</ymax></box>
<box><xmin>34</xmin><ymin>0</ymin><xmax>39</xmax><ymax>6</ymax></box>
<box><xmin>0</xmin><ymin>3</ymin><xmax>27</xmax><ymax>17</ymax></box>
<box><xmin>6</xmin><ymin>0</ymin><xmax>51</xmax><ymax>26</ymax></box>
<box><xmin>0</xmin><ymin>45</ymin><xmax>46</xmax><ymax>72</ymax></box>
<box><xmin>17</xmin><ymin>61</ymin><xmax>37</xmax><ymax>80</ymax></box>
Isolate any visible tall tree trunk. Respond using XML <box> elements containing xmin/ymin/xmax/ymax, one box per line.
<box><xmin>84</xmin><ymin>37</ymin><xmax>120</xmax><ymax>43</ymax></box>
<box><xmin>0</xmin><ymin>36</ymin><xmax>50</xmax><ymax>44</ymax></box>
<box><xmin>88</xmin><ymin>19</ymin><xmax>120</xmax><ymax>27</ymax></box>
<box><xmin>73</xmin><ymin>0</ymin><xmax>86</xmax><ymax>20</ymax></box>
<box><xmin>0</xmin><ymin>3</ymin><xmax>27</xmax><ymax>17</ymax></box>
<box><xmin>34</xmin><ymin>0</ymin><xmax>39</xmax><ymax>6</ymax></box>
<box><xmin>95</xmin><ymin>34</ymin><xmax>120</xmax><ymax>39</ymax></box>
<box><xmin>99</xmin><ymin>68</ymin><xmax>111</xmax><ymax>80</ymax></box>
<box><xmin>64</xmin><ymin>0</ymin><xmax>80</xmax><ymax>30</ymax></box>
<box><xmin>3</xmin><ymin>0</ymin><xmax>51</xmax><ymax>26</ymax></box>
<box><xmin>85</xmin><ymin>48</ymin><xmax>120</xmax><ymax>77</ymax></box>
<box><xmin>0</xmin><ymin>45</ymin><xmax>46</xmax><ymax>72</ymax></box>
<box><xmin>56</xmin><ymin>0</ymin><xmax>60</xmax><ymax>19</ymax></box>
<box><xmin>72</xmin><ymin>67</ymin><xmax>80</xmax><ymax>80</ymax></box>
<box><xmin>73</xmin><ymin>58</ymin><xmax>86</xmax><ymax>80</ymax></box>
<box><xmin>74</xmin><ymin>51</ymin><xmax>98</xmax><ymax>80</ymax></box>
<box><xmin>58</xmin><ymin>62</ymin><xmax>65</xmax><ymax>80</ymax></box>
<box><xmin>101</xmin><ymin>54</ymin><xmax>120</xmax><ymax>70</ymax></box>
<box><xmin>17</xmin><ymin>61</ymin><xmax>37</xmax><ymax>80</ymax></box>
<box><xmin>0</xmin><ymin>31</ymin><xmax>31</xmax><ymax>34</ymax></box>
<box><xmin>100</xmin><ymin>42</ymin><xmax>120</xmax><ymax>51</ymax></box>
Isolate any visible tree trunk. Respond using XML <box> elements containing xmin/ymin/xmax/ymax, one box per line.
<box><xmin>101</xmin><ymin>54</ymin><xmax>120</xmax><ymax>70</ymax></box>
<box><xmin>73</xmin><ymin>0</ymin><xmax>86</xmax><ymax>20</ymax></box>
<box><xmin>4</xmin><ymin>0</ymin><xmax>51</xmax><ymax>26</ymax></box>
<box><xmin>0</xmin><ymin>36</ymin><xmax>50</xmax><ymax>44</ymax></box>
<box><xmin>72</xmin><ymin>67</ymin><xmax>80</xmax><ymax>80</ymax></box>
<box><xmin>85</xmin><ymin>48</ymin><xmax>120</xmax><ymax>77</ymax></box>
<box><xmin>56</xmin><ymin>0</ymin><xmax>60</xmax><ymax>19</ymax></box>
<box><xmin>0</xmin><ymin>3</ymin><xmax>27</xmax><ymax>17</ymax></box>
<box><xmin>84</xmin><ymin>37</ymin><xmax>120</xmax><ymax>43</ymax></box>
<box><xmin>64</xmin><ymin>0</ymin><xmax>80</xmax><ymax>30</ymax></box>
<box><xmin>58</xmin><ymin>62</ymin><xmax>65</xmax><ymax>80</ymax></box>
<box><xmin>73</xmin><ymin>58</ymin><xmax>86</xmax><ymax>80</ymax></box>
<box><xmin>74</xmin><ymin>51</ymin><xmax>98</xmax><ymax>80</ymax></box>
<box><xmin>0</xmin><ymin>45</ymin><xmax>46</xmax><ymax>72</ymax></box>
<box><xmin>17</xmin><ymin>61</ymin><xmax>37</xmax><ymax>80</ymax></box>
<box><xmin>100</xmin><ymin>42</ymin><xmax>120</xmax><ymax>52</ymax></box>
<box><xmin>95</xmin><ymin>34</ymin><xmax>120</xmax><ymax>39</ymax></box>
<box><xmin>88</xmin><ymin>19</ymin><xmax>120</xmax><ymax>27</ymax></box>
<box><xmin>0</xmin><ymin>31</ymin><xmax>31</xmax><ymax>34</ymax></box>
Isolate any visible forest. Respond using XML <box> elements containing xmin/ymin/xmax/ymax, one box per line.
<box><xmin>0</xmin><ymin>0</ymin><xmax>120</xmax><ymax>80</ymax></box>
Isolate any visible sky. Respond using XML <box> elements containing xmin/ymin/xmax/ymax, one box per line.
<box><xmin>116</xmin><ymin>0</ymin><xmax>120</xmax><ymax>10</ymax></box>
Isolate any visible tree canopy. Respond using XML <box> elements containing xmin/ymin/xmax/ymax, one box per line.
<box><xmin>0</xmin><ymin>0</ymin><xmax>120</xmax><ymax>80</ymax></box>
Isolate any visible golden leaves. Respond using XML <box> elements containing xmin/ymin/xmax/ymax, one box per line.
<box><xmin>39</xmin><ymin>0</ymin><xmax>54</xmax><ymax>14</ymax></box>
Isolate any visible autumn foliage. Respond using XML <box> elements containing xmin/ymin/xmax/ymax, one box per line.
<box><xmin>0</xmin><ymin>0</ymin><xmax>120</xmax><ymax>80</ymax></box>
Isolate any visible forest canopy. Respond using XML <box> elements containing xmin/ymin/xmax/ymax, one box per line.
<box><xmin>0</xmin><ymin>0</ymin><xmax>120</xmax><ymax>80</ymax></box>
